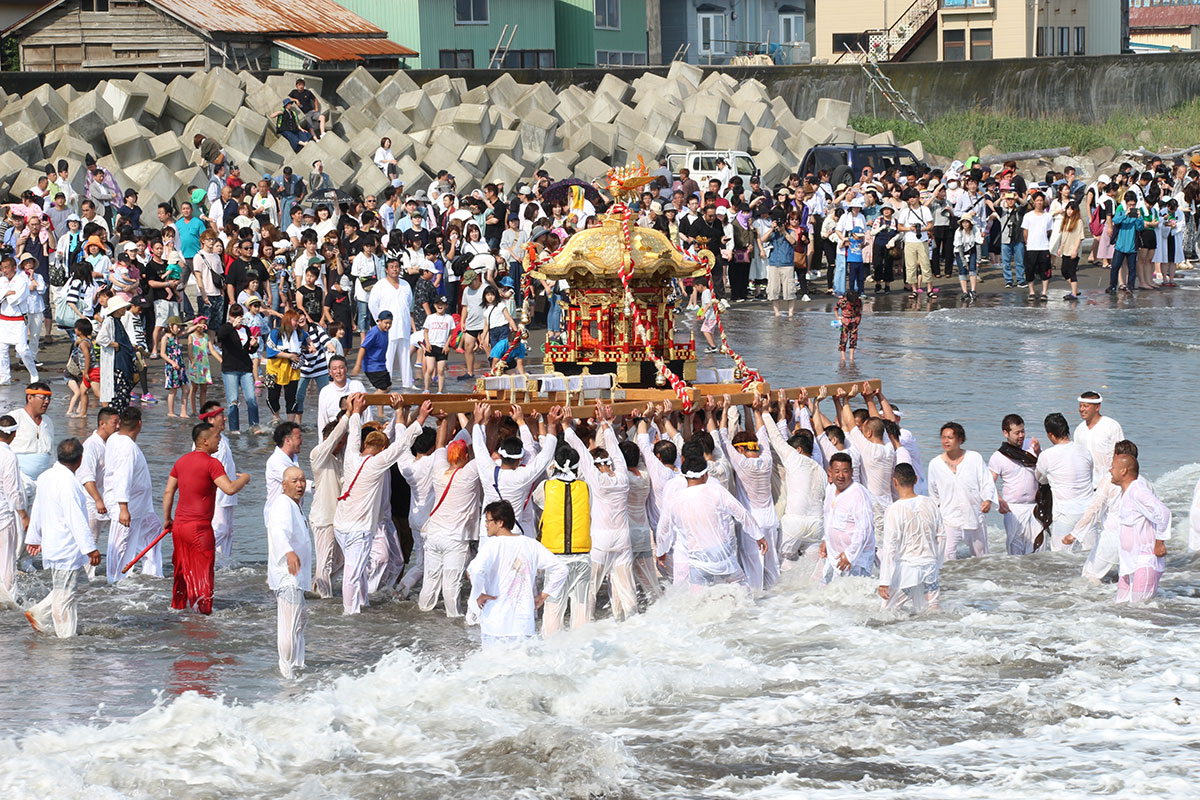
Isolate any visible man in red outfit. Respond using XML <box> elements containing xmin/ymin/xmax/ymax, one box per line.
<box><xmin>162</xmin><ymin>422</ymin><xmax>250</xmax><ymax>613</ymax></box>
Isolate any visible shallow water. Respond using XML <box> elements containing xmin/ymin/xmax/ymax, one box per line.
<box><xmin>1</xmin><ymin>275</ymin><xmax>1199</xmax><ymax>799</ymax></box>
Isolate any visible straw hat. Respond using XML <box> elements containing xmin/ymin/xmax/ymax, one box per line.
<box><xmin>105</xmin><ymin>296</ymin><xmax>130</xmax><ymax>315</ymax></box>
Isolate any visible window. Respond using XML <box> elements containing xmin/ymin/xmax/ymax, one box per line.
<box><xmin>595</xmin><ymin>50</ymin><xmax>646</xmax><ymax>66</ymax></box>
<box><xmin>780</xmin><ymin>13</ymin><xmax>805</xmax><ymax>43</ymax></box>
<box><xmin>943</xmin><ymin>29</ymin><xmax>965</xmax><ymax>60</ymax></box>
<box><xmin>595</xmin><ymin>0</ymin><xmax>620</xmax><ymax>30</ymax></box>
<box><xmin>1036</xmin><ymin>26</ymin><xmax>1046</xmax><ymax>56</ymax></box>
<box><xmin>831</xmin><ymin>33</ymin><xmax>868</xmax><ymax>54</ymax></box>
<box><xmin>1058</xmin><ymin>26</ymin><xmax>1069</xmax><ymax>56</ymax></box>
<box><xmin>698</xmin><ymin>12</ymin><xmax>726</xmax><ymax>55</ymax></box>
<box><xmin>81</xmin><ymin>0</ymin><xmax>110</xmax><ymax>10</ymax></box>
<box><xmin>1074</xmin><ymin>26</ymin><xmax>1086</xmax><ymax>55</ymax></box>
<box><xmin>454</xmin><ymin>0</ymin><xmax>488</xmax><ymax>24</ymax></box>
<box><xmin>439</xmin><ymin>49</ymin><xmax>474</xmax><ymax>68</ymax></box>
<box><xmin>735</xmin><ymin>155</ymin><xmax>756</xmax><ymax>176</ymax></box>
<box><xmin>941</xmin><ymin>0</ymin><xmax>991</xmax><ymax>7</ymax></box>
<box><xmin>491</xmin><ymin>49</ymin><xmax>556</xmax><ymax>68</ymax></box>
<box><xmin>970</xmin><ymin>28</ymin><xmax>992</xmax><ymax>60</ymax></box>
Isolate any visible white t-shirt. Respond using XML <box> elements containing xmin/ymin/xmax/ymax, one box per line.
<box><xmin>900</xmin><ymin>205</ymin><xmax>932</xmax><ymax>242</ymax></box>
<box><xmin>422</xmin><ymin>312</ymin><xmax>455</xmax><ymax>347</ymax></box>
<box><xmin>1021</xmin><ymin>210</ymin><xmax>1054</xmax><ymax>251</ymax></box>
<box><xmin>1035</xmin><ymin>442</ymin><xmax>1094</xmax><ymax>512</ymax></box>
<box><xmin>987</xmin><ymin>447</ymin><xmax>1038</xmax><ymax>505</ymax></box>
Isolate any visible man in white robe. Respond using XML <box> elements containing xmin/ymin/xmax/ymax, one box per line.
<box><xmin>0</xmin><ymin>417</ymin><xmax>27</xmax><ymax>607</ymax></box>
<box><xmin>1074</xmin><ymin>391</ymin><xmax>1124</xmax><ymax>489</ymax></box>
<box><xmin>263</xmin><ymin>422</ymin><xmax>302</xmax><ymax>526</ymax></box>
<box><xmin>762</xmin><ymin>409</ymin><xmax>825</xmax><ymax>561</ymax></box>
<box><xmin>6</xmin><ymin>382</ymin><xmax>54</xmax><ymax>502</ymax></box>
<box><xmin>821</xmin><ymin>452</ymin><xmax>876</xmax><ymax>580</ymax></box>
<box><xmin>1035</xmin><ymin>412</ymin><xmax>1095</xmax><ymax>553</ymax></box>
<box><xmin>717</xmin><ymin>397</ymin><xmax>780</xmax><ymax>591</ymax></box>
<box><xmin>103</xmin><ymin>407</ymin><xmax>162</xmax><ymax>583</ymax></box>
<box><xmin>316</xmin><ymin>356</ymin><xmax>370</xmax><ymax>439</ymax></box>
<box><xmin>419</xmin><ymin>437</ymin><xmax>482</xmax><ymax>618</ymax></box>
<box><xmin>197</xmin><ymin>402</ymin><xmax>240</xmax><ymax>564</ymax></box>
<box><xmin>836</xmin><ymin>390</ymin><xmax>895</xmax><ymax>537</ymax></box>
<box><xmin>1111</xmin><ymin>454</ymin><xmax>1171</xmax><ymax>604</ymax></box>
<box><xmin>811</xmin><ymin>393</ymin><xmax>863</xmax><ymax>485</ymax></box>
<box><xmin>333</xmin><ymin>395</ymin><xmax>424</xmax><ymax>614</ymax></box>
<box><xmin>1069</xmin><ymin>439</ymin><xmax>1144</xmax><ymax>584</ymax></box>
<box><xmin>397</xmin><ymin>421</ymin><xmax>440</xmax><ymax>599</ymax></box>
<box><xmin>367</xmin><ymin>257</ymin><xmax>415</xmax><ymax>389</ymax></box>
<box><xmin>23</xmin><ymin>438</ymin><xmax>100</xmax><ymax>637</ymax></box>
<box><xmin>987</xmin><ymin>413</ymin><xmax>1041</xmax><ymax>555</ymax></box>
<box><xmin>878</xmin><ymin>463</ymin><xmax>944</xmax><ymax>613</ymax></box>
<box><xmin>472</xmin><ymin>403</ymin><xmax>560</xmax><ymax>539</ymax></box>
<box><xmin>0</xmin><ymin>256</ymin><xmax>39</xmax><ymax>384</ymax></box>
<box><xmin>927</xmin><ymin>422</ymin><xmax>997</xmax><ymax>561</ymax></box>
<box><xmin>310</xmin><ymin>411</ymin><xmax>351</xmax><ymax>599</ymax></box>
<box><xmin>563</xmin><ymin>408</ymin><xmax>637</xmax><ymax>620</ymax></box>
<box><xmin>267</xmin><ymin>466</ymin><xmax>313</xmax><ymax>678</ymax></box>
<box><xmin>655</xmin><ymin>454</ymin><xmax>762</xmax><ymax>587</ymax></box>
<box><xmin>468</xmin><ymin>499</ymin><xmax>568</xmax><ymax>648</ymax></box>
<box><xmin>76</xmin><ymin>408</ymin><xmax>118</xmax><ymax>581</ymax></box>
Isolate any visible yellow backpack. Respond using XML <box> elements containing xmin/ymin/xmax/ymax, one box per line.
<box><xmin>539</xmin><ymin>478</ymin><xmax>591</xmax><ymax>554</ymax></box>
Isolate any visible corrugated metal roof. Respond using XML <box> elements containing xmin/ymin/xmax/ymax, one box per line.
<box><xmin>149</xmin><ymin>0</ymin><xmax>387</xmax><ymax>35</ymax></box>
<box><xmin>1130</xmin><ymin>5</ymin><xmax>1200</xmax><ymax>29</ymax></box>
<box><xmin>4</xmin><ymin>0</ymin><xmax>393</xmax><ymax>36</ymax></box>
<box><xmin>274</xmin><ymin>36</ymin><xmax>417</xmax><ymax>62</ymax></box>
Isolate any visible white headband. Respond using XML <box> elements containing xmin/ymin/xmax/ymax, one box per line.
<box><xmin>498</xmin><ymin>445</ymin><xmax>524</xmax><ymax>459</ymax></box>
<box><xmin>1077</xmin><ymin>395</ymin><xmax>1102</xmax><ymax>404</ymax></box>
<box><xmin>552</xmin><ymin>464</ymin><xmax>579</xmax><ymax>481</ymax></box>
<box><xmin>593</xmin><ymin>457</ymin><xmax>613</xmax><ymax>467</ymax></box>
<box><xmin>682</xmin><ymin>466</ymin><xmax>709</xmax><ymax>479</ymax></box>
<box><xmin>0</xmin><ymin>424</ymin><xmax>15</xmax><ymax>434</ymax></box>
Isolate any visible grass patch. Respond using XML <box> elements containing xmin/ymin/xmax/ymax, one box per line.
<box><xmin>851</xmin><ymin>99</ymin><xmax>1200</xmax><ymax>158</ymax></box>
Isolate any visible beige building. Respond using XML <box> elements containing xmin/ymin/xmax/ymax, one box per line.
<box><xmin>814</xmin><ymin>0</ymin><xmax>1124</xmax><ymax>62</ymax></box>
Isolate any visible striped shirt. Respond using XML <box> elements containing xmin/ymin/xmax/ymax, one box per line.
<box><xmin>300</xmin><ymin>326</ymin><xmax>330</xmax><ymax>378</ymax></box>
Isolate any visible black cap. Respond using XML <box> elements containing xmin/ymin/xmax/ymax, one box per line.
<box><xmin>43</xmin><ymin>163</ymin><xmax>55</xmax><ymax>175</ymax></box>
<box><xmin>57</xmin><ymin>159</ymin><xmax>68</xmax><ymax>172</ymax></box>
<box><xmin>84</xmin><ymin>153</ymin><xmax>96</xmax><ymax>167</ymax></box>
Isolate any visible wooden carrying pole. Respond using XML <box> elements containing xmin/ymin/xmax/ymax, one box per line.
<box><xmin>357</xmin><ymin>379</ymin><xmax>882</xmax><ymax>416</ymax></box>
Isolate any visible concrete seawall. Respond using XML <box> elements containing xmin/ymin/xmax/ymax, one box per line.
<box><xmin>1</xmin><ymin>52</ymin><xmax>1197</xmax><ymax>123</ymax></box>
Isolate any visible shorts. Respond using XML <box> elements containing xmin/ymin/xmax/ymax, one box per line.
<box><xmin>700</xmin><ymin>313</ymin><xmax>718</xmax><ymax>334</ymax></box>
<box><xmin>766</xmin><ymin>265</ymin><xmax>795</xmax><ymax>300</ymax></box>
<box><xmin>365</xmin><ymin>370</ymin><xmax>391</xmax><ymax>391</ymax></box>
<box><xmin>154</xmin><ymin>299</ymin><xmax>179</xmax><ymax>323</ymax></box>
<box><xmin>465</xmin><ymin>328</ymin><xmax>483</xmax><ymax>339</ymax></box>
<box><xmin>1025</xmin><ymin>250</ymin><xmax>1052</xmax><ymax>281</ymax></box>
<box><xmin>425</xmin><ymin>345</ymin><xmax>448</xmax><ymax>361</ymax></box>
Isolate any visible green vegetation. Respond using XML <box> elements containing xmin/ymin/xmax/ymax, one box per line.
<box><xmin>0</xmin><ymin>37</ymin><xmax>18</xmax><ymax>73</ymax></box>
<box><xmin>851</xmin><ymin>99</ymin><xmax>1200</xmax><ymax>157</ymax></box>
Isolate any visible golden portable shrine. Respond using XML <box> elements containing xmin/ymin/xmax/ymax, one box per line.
<box><xmin>525</xmin><ymin>213</ymin><xmax>705</xmax><ymax>386</ymax></box>
<box><xmin>363</xmin><ymin>159</ymin><xmax>882</xmax><ymax>413</ymax></box>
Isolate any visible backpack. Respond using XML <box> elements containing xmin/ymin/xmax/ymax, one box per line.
<box><xmin>1088</xmin><ymin>203</ymin><xmax>1104</xmax><ymax>237</ymax></box>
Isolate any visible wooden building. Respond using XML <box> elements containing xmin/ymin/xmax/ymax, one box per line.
<box><xmin>3</xmin><ymin>0</ymin><xmax>416</xmax><ymax>71</ymax></box>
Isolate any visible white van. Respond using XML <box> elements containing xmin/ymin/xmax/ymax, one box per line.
<box><xmin>666</xmin><ymin>150</ymin><xmax>758</xmax><ymax>190</ymax></box>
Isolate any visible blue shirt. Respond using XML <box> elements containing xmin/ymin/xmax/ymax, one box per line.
<box><xmin>176</xmin><ymin>216</ymin><xmax>206</xmax><ymax>258</ymax></box>
<box><xmin>360</xmin><ymin>325</ymin><xmax>389</xmax><ymax>372</ymax></box>
<box><xmin>1111</xmin><ymin>205</ymin><xmax>1145</xmax><ymax>254</ymax></box>
<box><xmin>766</xmin><ymin>230</ymin><xmax>795</xmax><ymax>267</ymax></box>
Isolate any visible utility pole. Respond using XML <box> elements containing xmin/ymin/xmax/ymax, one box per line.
<box><xmin>647</xmin><ymin>0</ymin><xmax>663</xmax><ymax>64</ymax></box>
